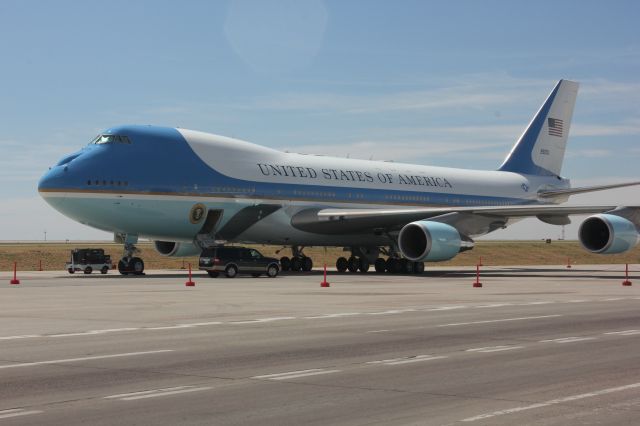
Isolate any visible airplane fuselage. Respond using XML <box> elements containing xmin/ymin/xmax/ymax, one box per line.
<box><xmin>38</xmin><ymin>125</ymin><xmax>567</xmax><ymax>245</ymax></box>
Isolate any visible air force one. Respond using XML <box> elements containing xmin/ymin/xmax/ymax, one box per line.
<box><xmin>38</xmin><ymin>80</ymin><xmax>640</xmax><ymax>275</ymax></box>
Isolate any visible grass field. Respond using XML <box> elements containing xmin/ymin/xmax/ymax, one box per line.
<box><xmin>1</xmin><ymin>240</ymin><xmax>639</xmax><ymax>272</ymax></box>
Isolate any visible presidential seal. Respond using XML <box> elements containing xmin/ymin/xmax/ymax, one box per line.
<box><xmin>189</xmin><ymin>203</ymin><xmax>206</xmax><ymax>224</ymax></box>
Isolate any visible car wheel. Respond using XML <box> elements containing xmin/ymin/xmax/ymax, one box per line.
<box><xmin>267</xmin><ymin>264</ymin><xmax>279</xmax><ymax>278</ymax></box>
<box><xmin>101</xmin><ymin>266</ymin><xmax>109</xmax><ymax>274</ymax></box>
<box><xmin>68</xmin><ymin>268</ymin><xmax>75</xmax><ymax>274</ymax></box>
<box><xmin>225</xmin><ymin>264</ymin><xmax>238</xmax><ymax>278</ymax></box>
<box><xmin>84</xmin><ymin>266</ymin><xmax>92</xmax><ymax>274</ymax></box>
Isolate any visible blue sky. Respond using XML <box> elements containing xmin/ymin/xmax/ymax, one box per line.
<box><xmin>1</xmin><ymin>0</ymin><xmax>639</xmax><ymax>240</ymax></box>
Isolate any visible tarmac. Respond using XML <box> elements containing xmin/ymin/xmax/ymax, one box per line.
<box><xmin>1</xmin><ymin>264</ymin><xmax>640</xmax><ymax>425</ymax></box>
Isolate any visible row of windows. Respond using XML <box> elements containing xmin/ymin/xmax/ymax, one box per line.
<box><xmin>385</xmin><ymin>194</ymin><xmax>431</xmax><ymax>202</ymax></box>
<box><xmin>292</xmin><ymin>190</ymin><xmax>337</xmax><ymax>198</ymax></box>
<box><xmin>83</xmin><ymin>181</ymin><xmax>515</xmax><ymax>206</ymax></box>
<box><xmin>87</xmin><ymin>180</ymin><xmax>129</xmax><ymax>187</ymax></box>
<box><xmin>213</xmin><ymin>187</ymin><xmax>255</xmax><ymax>193</ymax></box>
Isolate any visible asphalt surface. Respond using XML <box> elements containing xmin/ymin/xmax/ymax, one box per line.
<box><xmin>1</xmin><ymin>264</ymin><xmax>640</xmax><ymax>425</ymax></box>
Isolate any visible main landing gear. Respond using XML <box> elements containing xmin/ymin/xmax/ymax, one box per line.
<box><xmin>279</xmin><ymin>246</ymin><xmax>313</xmax><ymax>272</ymax></box>
<box><xmin>335</xmin><ymin>256</ymin><xmax>423</xmax><ymax>274</ymax></box>
<box><xmin>117</xmin><ymin>241</ymin><xmax>145</xmax><ymax>276</ymax></box>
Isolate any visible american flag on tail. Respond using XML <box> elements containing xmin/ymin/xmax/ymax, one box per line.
<box><xmin>548</xmin><ymin>117</ymin><xmax>563</xmax><ymax>137</ymax></box>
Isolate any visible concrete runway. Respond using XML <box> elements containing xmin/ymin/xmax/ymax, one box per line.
<box><xmin>1</xmin><ymin>265</ymin><xmax>640</xmax><ymax>425</ymax></box>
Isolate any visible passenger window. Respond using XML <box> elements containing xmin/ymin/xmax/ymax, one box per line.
<box><xmin>249</xmin><ymin>249</ymin><xmax>261</xmax><ymax>259</ymax></box>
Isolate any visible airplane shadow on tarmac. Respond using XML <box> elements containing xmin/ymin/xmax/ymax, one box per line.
<box><xmin>60</xmin><ymin>267</ymin><xmax>634</xmax><ymax>281</ymax></box>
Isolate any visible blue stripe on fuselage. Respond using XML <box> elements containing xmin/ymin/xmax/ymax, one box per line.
<box><xmin>39</xmin><ymin>125</ymin><xmax>534</xmax><ymax>207</ymax></box>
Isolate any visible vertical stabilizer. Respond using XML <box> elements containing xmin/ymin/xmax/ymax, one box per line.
<box><xmin>499</xmin><ymin>79</ymin><xmax>579</xmax><ymax>176</ymax></box>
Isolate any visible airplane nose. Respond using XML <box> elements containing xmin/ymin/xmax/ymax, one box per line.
<box><xmin>38</xmin><ymin>164</ymin><xmax>68</xmax><ymax>192</ymax></box>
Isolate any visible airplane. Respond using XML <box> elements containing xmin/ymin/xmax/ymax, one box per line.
<box><xmin>38</xmin><ymin>79</ymin><xmax>640</xmax><ymax>276</ymax></box>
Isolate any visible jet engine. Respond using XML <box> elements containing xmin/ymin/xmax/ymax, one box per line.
<box><xmin>398</xmin><ymin>221</ymin><xmax>463</xmax><ymax>262</ymax></box>
<box><xmin>154</xmin><ymin>241</ymin><xmax>202</xmax><ymax>257</ymax></box>
<box><xmin>578</xmin><ymin>214</ymin><xmax>639</xmax><ymax>254</ymax></box>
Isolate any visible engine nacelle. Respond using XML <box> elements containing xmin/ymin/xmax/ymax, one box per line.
<box><xmin>578</xmin><ymin>214</ymin><xmax>639</xmax><ymax>254</ymax></box>
<box><xmin>154</xmin><ymin>241</ymin><xmax>202</xmax><ymax>257</ymax></box>
<box><xmin>398</xmin><ymin>221</ymin><xmax>461</xmax><ymax>262</ymax></box>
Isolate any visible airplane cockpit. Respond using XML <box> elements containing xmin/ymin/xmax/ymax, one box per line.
<box><xmin>90</xmin><ymin>134</ymin><xmax>132</xmax><ymax>145</ymax></box>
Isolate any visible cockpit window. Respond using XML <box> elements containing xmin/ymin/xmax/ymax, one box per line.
<box><xmin>91</xmin><ymin>134</ymin><xmax>132</xmax><ymax>145</ymax></box>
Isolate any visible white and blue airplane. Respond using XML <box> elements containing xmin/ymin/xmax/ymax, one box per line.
<box><xmin>38</xmin><ymin>80</ymin><xmax>640</xmax><ymax>275</ymax></box>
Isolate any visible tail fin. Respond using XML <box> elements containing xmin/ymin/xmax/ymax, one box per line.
<box><xmin>499</xmin><ymin>79</ymin><xmax>579</xmax><ymax>177</ymax></box>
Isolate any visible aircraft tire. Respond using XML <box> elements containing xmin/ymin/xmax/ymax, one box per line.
<box><xmin>385</xmin><ymin>258</ymin><xmax>397</xmax><ymax>273</ymax></box>
<box><xmin>131</xmin><ymin>257</ymin><xmax>145</xmax><ymax>275</ymax></box>
<box><xmin>291</xmin><ymin>256</ymin><xmax>303</xmax><ymax>272</ymax></box>
<box><xmin>374</xmin><ymin>258</ymin><xmax>386</xmax><ymax>273</ymax></box>
<box><xmin>302</xmin><ymin>256</ymin><xmax>313</xmax><ymax>272</ymax></box>
<box><xmin>358</xmin><ymin>258</ymin><xmax>370</xmax><ymax>273</ymax></box>
<box><xmin>400</xmin><ymin>259</ymin><xmax>412</xmax><ymax>274</ymax></box>
<box><xmin>336</xmin><ymin>257</ymin><xmax>348</xmax><ymax>272</ymax></box>
<box><xmin>347</xmin><ymin>256</ymin><xmax>359</xmax><ymax>273</ymax></box>
<box><xmin>413</xmin><ymin>262</ymin><xmax>425</xmax><ymax>274</ymax></box>
<box><xmin>280</xmin><ymin>256</ymin><xmax>291</xmax><ymax>271</ymax></box>
<box><xmin>117</xmin><ymin>259</ymin><xmax>130</xmax><ymax>275</ymax></box>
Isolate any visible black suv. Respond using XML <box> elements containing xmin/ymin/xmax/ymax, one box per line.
<box><xmin>199</xmin><ymin>247</ymin><xmax>280</xmax><ymax>278</ymax></box>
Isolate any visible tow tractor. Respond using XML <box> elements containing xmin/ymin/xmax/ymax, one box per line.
<box><xmin>66</xmin><ymin>248</ymin><xmax>112</xmax><ymax>274</ymax></box>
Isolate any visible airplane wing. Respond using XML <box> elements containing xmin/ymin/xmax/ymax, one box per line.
<box><xmin>538</xmin><ymin>181</ymin><xmax>640</xmax><ymax>199</ymax></box>
<box><xmin>291</xmin><ymin>204</ymin><xmax>631</xmax><ymax>236</ymax></box>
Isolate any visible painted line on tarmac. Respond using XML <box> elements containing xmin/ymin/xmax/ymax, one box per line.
<box><xmin>0</xmin><ymin>335</ymin><xmax>41</xmax><ymax>341</ymax></box>
<box><xmin>437</xmin><ymin>315</ymin><xmax>562</xmax><ymax>327</ymax></box>
<box><xmin>539</xmin><ymin>336</ymin><xmax>597</xmax><ymax>344</ymax></box>
<box><xmin>0</xmin><ymin>409</ymin><xmax>43</xmax><ymax>420</ymax></box>
<box><xmin>366</xmin><ymin>355</ymin><xmax>447</xmax><ymax>366</ymax></box>
<box><xmin>252</xmin><ymin>368</ymin><xmax>341</xmax><ymax>380</ymax></box>
<box><xmin>366</xmin><ymin>309</ymin><xmax>416</xmax><ymax>316</ymax></box>
<box><xmin>366</xmin><ymin>329</ymin><xmax>390</xmax><ymax>333</ymax></box>
<box><xmin>105</xmin><ymin>385</ymin><xmax>212</xmax><ymax>401</ymax></box>
<box><xmin>466</xmin><ymin>345</ymin><xmax>523</xmax><ymax>353</ymax></box>
<box><xmin>49</xmin><ymin>328</ymin><xmax>140</xmax><ymax>337</ymax></box>
<box><xmin>461</xmin><ymin>382</ymin><xmax>640</xmax><ymax>422</ymax></box>
<box><xmin>604</xmin><ymin>329</ymin><xmax>640</xmax><ymax>336</ymax></box>
<box><xmin>230</xmin><ymin>317</ymin><xmax>296</xmax><ymax>324</ymax></box>
<box><xmin>305</xmin><ymin>313</ymin><xmax>361</xmax><ymax>319</ymax></box>
<box><xmin>2</xmin><ymin>297</ymin><xmax>639</xmax><ymax>342</ymax></box>
<box><xmin>0</xmin><ymin>350</ymin><xmax>174</xmax><ymax>369</ymax></box>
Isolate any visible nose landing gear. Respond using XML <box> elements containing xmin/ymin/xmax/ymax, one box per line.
<box><xmin>116</xmin><ymin>235</ymin><xmax>145</xmax><ymax>276</ymax></box>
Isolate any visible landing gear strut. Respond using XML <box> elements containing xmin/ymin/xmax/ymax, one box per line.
<box><xmin>117</xmin><ymin>239</ymin><xmax>145</xmax><ymax>276</ymax></box>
